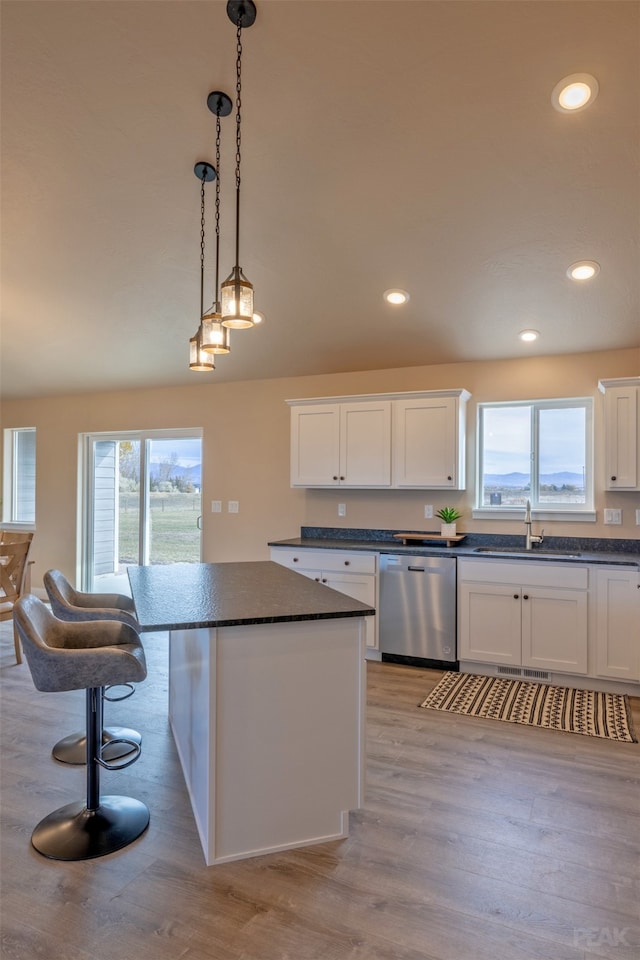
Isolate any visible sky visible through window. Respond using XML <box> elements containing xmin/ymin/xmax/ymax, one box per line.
<box><xmin>481</xmin><ymin>404</ymin><xmax>587</xmax><ymax>506</ymax></box>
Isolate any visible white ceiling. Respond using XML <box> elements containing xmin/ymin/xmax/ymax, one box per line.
<box><xmin>1</xmin><ymin>0</ymin><xmax>639</xmax><ymax>400</ymax></box>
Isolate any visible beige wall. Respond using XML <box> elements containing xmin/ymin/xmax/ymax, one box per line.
<box><xmin>1</xmin><ymin>346</ymin><xmax>638</xmax><ymax>590</ymax></box>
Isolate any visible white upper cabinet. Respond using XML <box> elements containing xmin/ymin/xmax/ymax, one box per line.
<box><xmin>289</xmin><ymin>404</ymin><xmax>341</xmax><ymax>486</ymax></box>
<box><xmin>288</xmin><ymin>389</ymin><xmax>470</xmax><ymax>489</ymax></box>
<box><xmin>599</xmin><ymin>377</ymin><xmax>640</xmax><ymax>490</ymax></box>
<box><xmin>340</xmin><ymin>400</ymin><xmax>392</xmax><ymax>487</ymax></box>
<box><xmin>289</xmin><ymin>399</ymin><xmax>391</xmax><ymax>487</ymax></box>
<box><xmin>392</xmin><ymin>392</ymin><xmax>469</xmax><ymax>488</ymax></box>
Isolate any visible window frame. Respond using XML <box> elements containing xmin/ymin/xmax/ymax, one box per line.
<box><xmin>2</xmin><ymin>427</ymin><xmax>37</xmax><ymax>524</ymax></box>
<box><xmin>473</xmin><ymin>397</ymin><xmax>594</xmax><ymax>521</ymax></box>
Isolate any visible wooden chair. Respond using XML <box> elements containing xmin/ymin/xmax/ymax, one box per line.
<box><xmin>0</xmin><ymin>539</ymin><xmax>33</xmax><ymax>664</ymax></box>
<box><xmin>0</xmin><ymin>530</ymin><xmax>34</xmax><ymax>545</ymax></box>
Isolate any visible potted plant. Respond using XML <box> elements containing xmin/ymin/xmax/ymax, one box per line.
<box><xmin>436</xmin><ymin>506</ymin><xmax>462</xmax><ymax>537</ymax></box>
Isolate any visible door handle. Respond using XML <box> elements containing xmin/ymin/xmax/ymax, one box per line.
<box><xmin>196</xmin><ymin>515</ymin><xmax>203</xmax><ymax>530</ymax></box>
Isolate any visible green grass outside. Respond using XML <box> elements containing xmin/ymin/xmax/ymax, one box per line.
<box><xmin>118</xmin><ymin>493</ymin><xmax>201</xmax><ymax>564</ymax></box>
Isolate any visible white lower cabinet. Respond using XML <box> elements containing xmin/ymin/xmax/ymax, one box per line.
<box><xmin>595</xmin><ymin>566</ymin><xmax>640</xmax><ymax>681</ymax></box>
<box><xmin>270</xmin><ymin>548</ymin><xmax>378</xmax><ymax>652</ymax></box>
<box><xmin>458</xmin><ymin>559</ymin><xmax>588</xmax><ymax>675</ymax></box>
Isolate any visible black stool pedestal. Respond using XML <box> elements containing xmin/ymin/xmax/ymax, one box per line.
<box><xmin>31</xmin><ymin>796</ymin><xmax>150</xmax><ymax>861</ymax></box>
<box><xmin>32</xmin><ymin>686</ymin><xmax>149</xmax><ymax>861</ymax></box>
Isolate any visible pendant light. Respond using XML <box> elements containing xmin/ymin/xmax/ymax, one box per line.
<box><xmin>221</xmin><ymin>0</ymin><xmax>257</xmax><ymax>329</ymax></box>
<box><xmin>189</xmin><ymin>162</ymin><xmax>216</xmax><ymax>372</ymax></box>
<box><xmin>201</xmin><ymin>92</ymin><xmax>233</xmax><ymax>355</ymax></box>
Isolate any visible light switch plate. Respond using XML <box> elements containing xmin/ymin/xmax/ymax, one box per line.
<box><xmin>424</xmin><ymin>505</ymin><xmax>434</xmax><ymax>519</ymax></box>
<box><xmin>603</xmin><ymin>508</ymin><xmax>622</xmax><ymax>524</ymax></box>
<box><xmin>228</xmin><ymin>501</ymin><xmax>239</xmax><ymax>514</ymax></box>
<box><xmin>338</xmin><ymin>503</ymin><xmax>346</xmax><ymax>517</ymax></box>
<box><xmin>211</xmin><ymin>500</ymin><xmax>222</xmax><ymax>513</ymax></box>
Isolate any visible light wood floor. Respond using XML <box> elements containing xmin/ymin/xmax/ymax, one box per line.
<box><xmin>2</xmin><ymin>623</ymin><xmax>639</xmax><ymax>960</ymax></box>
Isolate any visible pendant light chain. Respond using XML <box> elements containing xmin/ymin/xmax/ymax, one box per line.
<box><xmin>234</xmin><ymin>16</ymin><xmax>243</xmax><ymax>266</ymax></box>
<box><xmin>215</xmin><ymin>109</ymin><xmax>222</xmax><ymax>302</ymax></box>
<box><xmin>199</xmin><ymin>171</ymin><xmax>207</xmax><ymax>319</ymax></box>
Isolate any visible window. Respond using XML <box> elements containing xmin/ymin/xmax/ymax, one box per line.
<box><xmin>476</xmin><ymin>399</ymin><xmax>593</xmax><ymax>515</ymax></box>
<box><xmin>3</xmin><ymin>427</ymin><xmax>36</xmax><ymax>523</ymax></box>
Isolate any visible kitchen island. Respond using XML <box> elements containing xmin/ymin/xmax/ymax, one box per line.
<box><xmin>128</xmin><ymin>560</ymin><xmax>374</xmax><ymax>865</ymax></box>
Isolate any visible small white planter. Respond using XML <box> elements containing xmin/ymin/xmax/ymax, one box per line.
<box><xmin>440</xmin><ymin>522</ymin><xmax>457</xmax><ymax>537</ymax></box>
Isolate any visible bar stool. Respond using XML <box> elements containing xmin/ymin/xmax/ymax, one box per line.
<box><xmin>14</xmin><ymin>594</ymin><xmax>149</xmax><ymax>860</ymax></box>
<box><xmin>43</xmin><ymin>570</ymin><xmax>142</xmax><ymax>764</ymax></box>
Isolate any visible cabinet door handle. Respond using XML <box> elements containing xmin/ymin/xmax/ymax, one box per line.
<box><xmin>523</xmin><ymin>594</ymin><xmax>529</xmax><ymax>600</ymax></box>
<box><xmin>611</xmin><ymin>476</ymin><xmax>617</xmax><ymax>481</ymax></box>
<box><xmin>322</xmin><ymin>578</ymin><xmax>328</xmax><ymax>584</ymax></box>
<box><xmin>344</xmin><ymin>560</ymin><xmax>350</xmax><ymax>566</ymax></box>
<box><xmin>340</xmin><ymin>476</ymin><xmax>345</xmax><ymax>480</ymax></box>
<box><xmin>514</xmin><ymin>594</ymin><xmax>519</xmax><ymax>599</ymax></box>
<box><xmin>448</xmin><ymin>475</ymin><xmax>452</xmax><ymax>481</ymax></box>
<box><xmin>314</xmin><ymin>576</ymin><xmax>321</xmax><ymax>582</ymax></box>
<box><xmin>333</xmin><ymin>475</ymin><xmax>339</xmax><ymax>481</ymax></box>
<box><xmin>293</xmin><ymin>557</ymin><xmax>299</xmax><ymax>562</ymax></box>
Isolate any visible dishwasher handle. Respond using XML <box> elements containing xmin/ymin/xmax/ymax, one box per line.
<box><xmin>407</xmin><ymin>565</ymin><xmax>426</xmax><ymax>572</ymax></box>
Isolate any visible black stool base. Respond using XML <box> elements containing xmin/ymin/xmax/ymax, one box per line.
<box><xmin>31</xmin><ymin>795</ymin><xmax>150</xmax><ymax>860</ymax></box>
<box><xmin>52</xmin><ymin>727</ymin><xmax>142</xmax><ymax>765</ymax></box>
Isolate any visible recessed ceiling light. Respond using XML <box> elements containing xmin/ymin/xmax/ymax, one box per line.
<box><xmin>383</xmin><ymin>289</ymin><xmax>410</xmax><ymax>305</ymax></box>
<box><xmin>551</xmin><ymin>73</ymin><xmax>599</xmax><ymax>113</ymax></box>
<box><xmin>519</xmin><ymin>330</ymin><xmax>540</xmax><ymax>343</ymax></box>
<box><xmin>567</xmin><ymin>260</ymin><xmax>600</xmax><ymax>281</ymax></box>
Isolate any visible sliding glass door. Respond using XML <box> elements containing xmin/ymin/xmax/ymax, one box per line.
<box><xmin>82</xmin><ymin>429</ymin><xmax>203</xmax><ymax>593</ymax></box>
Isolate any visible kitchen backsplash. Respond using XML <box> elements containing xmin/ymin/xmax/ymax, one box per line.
<box><xmin>301</xmin><ymin>527</ymin><xmax>640</xmax><ymax>554</ymax></box>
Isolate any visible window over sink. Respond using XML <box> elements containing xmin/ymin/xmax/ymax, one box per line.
<box><xmin>474</xmin><ymin>398</ymin><xmax>594</xmax><ymax>519</ymax></box>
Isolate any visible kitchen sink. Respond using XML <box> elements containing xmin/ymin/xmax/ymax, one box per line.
<box><xmin>473</xmin><ymin>547</ymin><xmax>582</xmax><ymax>558</ymax></box>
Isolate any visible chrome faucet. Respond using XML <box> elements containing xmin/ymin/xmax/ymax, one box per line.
<box><xmin>524</xmin><ymin>499</ymin><xmax>544</xmax><ymax>550</ymax></box>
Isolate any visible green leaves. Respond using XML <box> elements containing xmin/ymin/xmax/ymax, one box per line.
<box><xmin>435</xmin><ymin>507</ymin><xmax>462</xmax><ymax>523</ymax></box>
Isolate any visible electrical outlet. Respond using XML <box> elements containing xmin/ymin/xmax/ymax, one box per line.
<box><xmin>228</xmin><ymin>501</ymin><xmax>239</xmax><ymax>514</ymax></box>
<box><xmin>338</xmin><ymin>503</ymin><xmax>346</xmax><ymax>517</ymax></box>
<box><xmin>211</xmin><ymin>500</ymin><xmax>222</xmax><ymax>513</ymax></box>
<box><xmin>603</xmin><ymin>508</ymin><xmax>622</xmax><ymax>524</ymax></box>
<box><xmin>424</xmin><ymin>505</ymin><xmax>434</xmax><ymax>519</ymax></box>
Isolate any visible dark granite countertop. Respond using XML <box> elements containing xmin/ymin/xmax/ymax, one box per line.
<box><xmin>128</xmin><ymin>560</ymin><xmax>375</xmax><ymax>632</ymax></box>
<box><xmin>269</xmin><ymin>528</ymin><xmax>640</xmax><ymax>568</ymax></box>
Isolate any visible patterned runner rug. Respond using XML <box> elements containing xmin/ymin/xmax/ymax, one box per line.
<box><xmin>420</xmin><ymin>672</ymin><xmax>637</xmax><ymax>742</ymax></box>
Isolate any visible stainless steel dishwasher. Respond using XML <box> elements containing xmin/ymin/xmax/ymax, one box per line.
<box><xmin>378</xmin><ymin>554</ymin><xmax>457</xmax><ymax>667</ymax></box>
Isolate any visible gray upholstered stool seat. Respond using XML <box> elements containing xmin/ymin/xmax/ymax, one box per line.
<box><xmin>14</xmin><ymin>594</ymin><xmax>149</xmax><ymax>861</ymax></box>
<box><xmin>44</xmin><ymin>569</ymin><xmax>142</xmax><ymax>764</ymax></box>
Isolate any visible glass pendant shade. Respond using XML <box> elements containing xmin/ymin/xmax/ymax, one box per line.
<box><xmin>221</xmin><ymin>266</ymin><xmax>254</xmax><ymax>328</ymax></box>
<box><xmin>189</xmin><ymin>328</ymin><xmax>215</xmax><ymax>371</ymax></box>
<box><xmin>201</xmin><ymin>304</ymin><xmax>231</xmax><ymax>354</ymax></box>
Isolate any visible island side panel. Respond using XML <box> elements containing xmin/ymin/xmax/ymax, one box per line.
<box><xmin>212</xmin><ymin>616</ymin><xmax>366</xmax><ymax>864</ymax></box>
<box><xmin>168</xmin><ymin>627</ymin><xmax>215</xmax><ymax>858</ymax></box>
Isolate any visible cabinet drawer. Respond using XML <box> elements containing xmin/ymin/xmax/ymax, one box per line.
<box><xmin>270</xmin><ymin>547</ymin><xmax>376</xmax><ymax>575</ymax></box>
<box><xmin>458</xmin><ymin>558</ymin><xmax>588</xmax><ymax>589</ymax></box>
